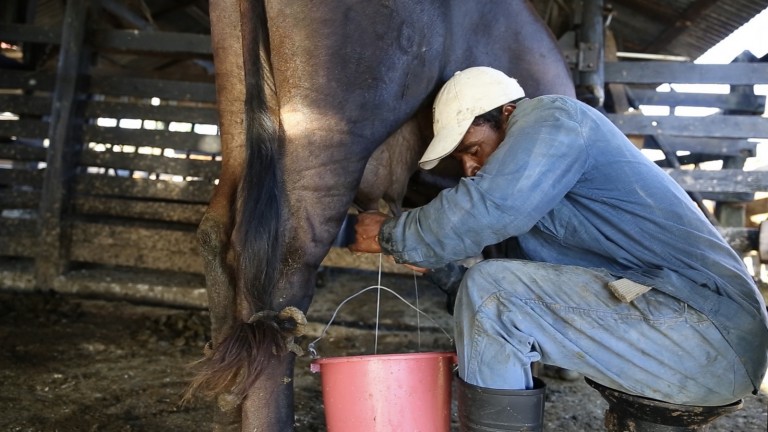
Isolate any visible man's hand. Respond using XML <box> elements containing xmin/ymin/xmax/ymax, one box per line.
<box><xmin>348</xmin><ymin>211</ymin><xmax>389</xmax><ymax>254</ymax></box>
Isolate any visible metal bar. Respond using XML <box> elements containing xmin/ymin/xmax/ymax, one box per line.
<box><xmin>578</xmin><ymin>0</ymin><xmax>604</xmax><ymax>107</ymax></box>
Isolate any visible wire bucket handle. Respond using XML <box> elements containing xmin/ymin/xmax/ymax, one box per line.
<box><xmin>307</xmin><ymin>284</ymin><xmax>454</xmax><ymax>359</ymax></box>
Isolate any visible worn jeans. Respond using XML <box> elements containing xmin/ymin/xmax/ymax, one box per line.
<box><xmin>454</xmin><ymin>259</ymin><xmax>753</xmax><ymax>406</ymax></box>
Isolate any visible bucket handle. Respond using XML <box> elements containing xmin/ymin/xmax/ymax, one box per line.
<box><xmin>307</xmin><ymin>284</ymin><xmax>454</xmax><ymax>359</ymax></box>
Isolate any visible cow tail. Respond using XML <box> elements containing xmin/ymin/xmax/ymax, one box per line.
<box><xmin>185</xmin><ymin>0</ymin><xmax>292</xmax><ymax>405</ymax></box>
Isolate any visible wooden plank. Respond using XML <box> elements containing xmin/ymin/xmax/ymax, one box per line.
<box><xmin>0</xmin><ymin>119</ymin><xmax>50</xmax><ymax>140</ymax></box>
<box><xmin>73</xmin><ymin>196</ymin><xmax>206</xmax><ymax>224</ymax></box>
<box><xmin>0</xmin><ymin>217</ymin><xmax>37</xmax><ymax>257</ymax></box>
<box><xmin>665</xmin><ymin>169</ymin><xmax>768</xmax><ymax>194</ymax></box>
<box><xmin>53</xmin><ymin>269</ymin><xmax>208</xmax><ymax>308</ymax></box>
<box><xmin>700</xmin><ymin>192</ymin><xmax>753</xmax><ymax>203</ymax></box>
<box><xmin>90</xmin><ymin>29</ymin><xmax>212</xmax><ymax>55</ymax></box>
<box><xmin>0</xmin><ymin>168</ymin><xmax>44</xmax><ymax>187</ymax></box>
<box><xmin>74</xmin><ymin>174</ymin><xmax>214</xmax><ymax>203</ymax></box>
<box><xmin>0</xmin><ymin>237</ymin><xmax>36</xmax><ymax>257</ymax></box>
<box><xmin>84</xmin><ymin>100</ymin><xmax>218</xmax><ymax>124</ymax></box>
<box><xmin>69</xmin><ymin>223</ymin><xmax>202</xmax><ymax>273</ymax></box>
<box><xmin>0</xmin><ymin>70</ymin><xmax>57</xmax><ymax>92</ymax></box>
<box><xmin>0</xmin><ymin>217</ymin><xmax>37</xmax><ymax>237</ymax></box>
<box><xmin>0</xmin><ymin>94</ymin><xmax>53</xmax><ymax>116</ymax></box>
<box><xmin>643</xmin><ymin>136</ymin><xmax>756</xmax><ymax>156</ymax></box>
<box><xmin>83</xmin><ymin>124</ymin><xmax>219</xmax><ymax>153</ymax></box>
<box><xmin>607</xmin><ymin>114</ymin><xmax>768</xmax><ymax>139</ymax></box>
<box><xmin>0</xmin><ymin>142</ymin><xmax>48</xmax><ymax>161</ymax></box>
<box><xmin>0</xmin><ymin>24</ymin><xmax>61</xmax><ymax>44</ymax></box>
<box><xmin>71</xmin><ymin>221</ymin><xmax>198</xmax><ymax>252</ymax></box>
<box><xmin>605</xmin><ymin>62</ymin><xmax>768</xmax><ymax>85</ymax></box>
<box><xmin>79</xmin><ymin>149</ymin><xmax>220</xmax><ymax>179</ymax></box>
<box><xmin>629</xmin><ymin>88</ymin><xmax>766</xmax><ymax>112</ymax></box>
<box><xmin>89</xmin><ymin>75</ymin><xmax>216</xmax><ymax>102</ymax></box>
<box><xmin>0</xmin><ymin>191</ymin><xmax>40</xmax><ymax>209</ymax></box>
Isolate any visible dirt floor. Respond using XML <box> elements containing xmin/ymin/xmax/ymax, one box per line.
<box><xmin>1</xmin><ymin>267</ymin><xmax>766</xmax><ymax>432</ymax></box>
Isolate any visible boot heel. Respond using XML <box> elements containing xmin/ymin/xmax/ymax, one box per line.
<box><xmin>457</xmin><ymin>376</ymin><xmax>546</xmax><ymax>432</ymax></box>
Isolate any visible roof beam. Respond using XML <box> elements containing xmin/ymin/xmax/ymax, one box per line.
<box><xmin>644</xmin><ymin>0</ymin><xmax>720</xmax><ymax>54</ymax></box>
<box><xmin>610</xmin><ymin>0</ymin><xmax>677</xmax><ymax>25</ymax></box>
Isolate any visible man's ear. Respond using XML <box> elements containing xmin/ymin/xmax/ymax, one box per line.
<box><xmin>500</xmin><ymin>103</ymin><xmax>516</xmax><ymax>125</ymax></box>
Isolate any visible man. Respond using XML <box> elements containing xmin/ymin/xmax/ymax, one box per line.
<box><xmin>349</xmin><ymin>66</ymin><xmax>768</xmax><ymax>431</ymax></box>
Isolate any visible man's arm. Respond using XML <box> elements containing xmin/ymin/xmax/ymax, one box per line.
<box><xmin>378</xmin><ymin>99</ymin><xmax>589</xmax><ymax>269</ymax></box>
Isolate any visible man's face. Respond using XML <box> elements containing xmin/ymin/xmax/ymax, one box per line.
<box><xmin>451</xmin><ymin>123</ymin><xmax>505</xmax><ymax>177</ymax></box>
<box><xmin>450</xmin><ymin>104</ymin><xmax>515</xmax><ymax>177</ymax></box>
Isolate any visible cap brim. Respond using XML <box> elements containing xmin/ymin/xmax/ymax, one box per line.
<box><xmin>418</xmin><ymin>117</ymin><xmax>472</xmax><ymax>170</ymax></box>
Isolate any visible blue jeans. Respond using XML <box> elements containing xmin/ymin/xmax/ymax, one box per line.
<box><xmin>454</xmin><ymin>259</ymin><xmax>753</xmax><ymax>406</ymax></box>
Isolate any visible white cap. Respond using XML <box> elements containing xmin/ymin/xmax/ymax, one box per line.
<box><xmin>419</xmin><ymin>67</ymin><xmax>525</xmax><ymax>170</ymax></box>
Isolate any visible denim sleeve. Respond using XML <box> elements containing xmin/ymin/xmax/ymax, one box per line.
<box><xmin>379</xmin><ymin>98</ymin><xmax>588</xmax><ymax>268</ymax></box>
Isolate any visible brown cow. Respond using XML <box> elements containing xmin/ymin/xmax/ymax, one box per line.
<box><xmin>191</xmin><ymin>1</ymin><xmax>575</xmax><ymax>430</ymax></box>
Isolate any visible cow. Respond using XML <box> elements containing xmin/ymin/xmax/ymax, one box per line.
<box><xmin>189</xmin><ymin>1</ymin><xmax>576</xmax><ymax>430</ymax></box>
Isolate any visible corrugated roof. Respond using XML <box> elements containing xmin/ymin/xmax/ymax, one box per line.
<box><xmin>606</xmin><ymin>0</ymin><xmax>768</xmax><ymax>60</ymax></box>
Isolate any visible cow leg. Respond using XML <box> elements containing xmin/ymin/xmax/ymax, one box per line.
<box><xmin>197</xmin><ymin>0</ymin><xmax>249</xmax><ymax>429</ymax></box>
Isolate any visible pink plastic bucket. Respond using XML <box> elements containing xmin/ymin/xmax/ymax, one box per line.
<box><xmin>311</xmin><ymin>351</ymin><xmax>456</xmax><ymax>432</ymax></box>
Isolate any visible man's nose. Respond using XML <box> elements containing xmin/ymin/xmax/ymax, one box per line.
<box><xmin>462</xmin><ymin>158</ymin><xmax>480</xmax><ymax>177</ymax></box>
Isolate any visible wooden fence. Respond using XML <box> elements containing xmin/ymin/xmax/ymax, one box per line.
<box><xmin>1</xmin><ymin>0</ymin><xmax>217</xmax><ymax>306</ymax></box>
<box><xmin>2</xmin><ymin>0</ymin><xmax>768</xmax><ymax>307</ymax></box>
<box><xmin>602</xmin><ymin>58</ymin><xmax>768</xmax><ymax>262</ymax></box>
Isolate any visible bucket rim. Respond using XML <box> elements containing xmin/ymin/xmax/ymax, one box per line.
<box><xmin>311</xmin><ymin>351</ymin><xmax>456</xmax><ymax>366</ymax></box>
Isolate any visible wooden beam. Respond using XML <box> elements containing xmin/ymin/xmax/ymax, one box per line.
<box><xmin>605</xmin><ymin>62</ymin><xmax>768</xmax><ymax>85</ymax></box>
<box><xmin>69</xmin><ymin>221</ymin><xmax>203</xmax><ymax>273</ymax></box>
<box><xmin>0</xmin><ymin>189</ymin><xmax>40</xmax><ymax>209</ymax></box>
<box><xmin>665</xmin><ymin>169</ymin><xmax>768</xmax><ymax>194</ymax></box>
<box><xmin>629</xmin><ymin>88</ymin><xmax>765</xmax><ymax>113</ymax></box>
<box><xmin>90</xmin><ymin>29</ymin><xmax>212</xmax><ymax>55</ymax></box>
<box><xmin>73</xmin><ymin>196</ymin><xmax>206</xmax><ymax>224</ymax></box>
<box><xmin>0</xmin><ymin>217</ymin><xmax>36</xmax><ymax>258</ymax></box>
<box><xmin>89</xmin><ymin>75</ymin><xmax>216</xmax><ymax>102</ymax></box>
<box><xmin>83</xmin><ymin>125</ymin><xmax>220</xmax><ymax>153</ymax></box>
<box><xmin>74</xmin><ymin>174</ymin><xmax>214</xmax><ymax>203</ymax></box>
<box><xmin>0</xmin><ymin>119</ymin><xmax>49</xmax><ymax>140</ymax></box>
<box><xmin>607</xmin><ymin>114</ymin><xmax>768</xmax><ymax>139</ymax></box>
<box><xmin>0</xmin><ymin>70</ymin><xmax>57</xmax><ymax>91</ymax></box>
<box><xmin>642</xmin><ymin>137</ymin><xmax>756</xmax><ymax>157</ymax></box>
<box><xmin>84</xmin><ymin>100</ymin><xmax>218</xmax><ymax>124</ymax></box>
<box><xmin>79</xmin><ymin>149</ymin><xmax>220</xmax><ymax>179</ymax></box>
<box><xmin>0</xmin><ymin>168</ymin><xmax>44</xmax><ymax>187</ymax></box>
<box><xmin>0</xmin><ymin>94</ymin><xmax>54</xmax><ymax>116</ymax></box>
<box><xmin>35</xmin><ymin>0</ymin><xmax>89</xmax><ymax>288</ymax></box>
<box><xmin>0</xmin><ymin>24</ymin><xmax>61</xmax><ymax>44</ymax></box>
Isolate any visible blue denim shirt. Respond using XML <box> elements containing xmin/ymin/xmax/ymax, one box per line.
<box><xmin>380</xmin><ymin>95</ymin><xmax>768</xmax><ymax>393</ymax></box>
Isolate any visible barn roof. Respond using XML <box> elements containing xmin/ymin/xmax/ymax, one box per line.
<box><xmin>5</xmin><ymin>0</ymin><xmax>768</xmax><ymax>79</ymax></box>
<box><xmin>605</xmin><ymin>0</ymin><xmax>768</xmax><ymax>60</ymax></box>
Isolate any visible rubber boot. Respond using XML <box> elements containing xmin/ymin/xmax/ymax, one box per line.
<box><xmin>457</xmin><ymin>376</ymin><xmax>546</xmax><ymax>432</ymax></box>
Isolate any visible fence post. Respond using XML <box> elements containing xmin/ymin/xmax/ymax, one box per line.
<box><xmin>36</xmin><ymin>0</ymin><xmax>89</xmax><ymax>288</ymax></box>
